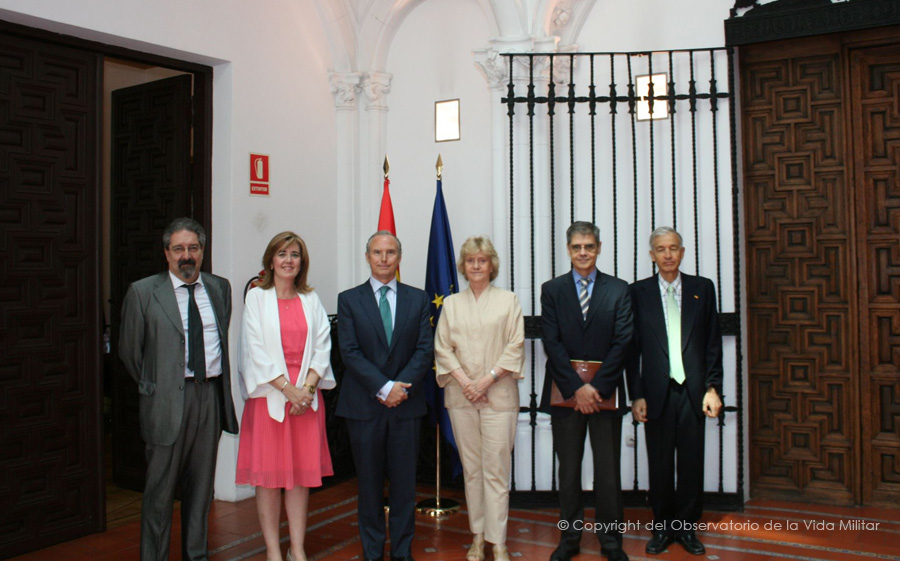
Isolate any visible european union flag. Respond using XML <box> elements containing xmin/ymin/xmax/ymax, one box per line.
<box><xmin>424</xmin><ymin>178</ymin><xmax>462</xmax><ymax>478</ymax></box>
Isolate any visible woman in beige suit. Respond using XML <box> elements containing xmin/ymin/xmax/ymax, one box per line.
<box><xmin>435</xmin><ymin>236</ymin><xmax>525</xmax><ymax>561</ymax></box>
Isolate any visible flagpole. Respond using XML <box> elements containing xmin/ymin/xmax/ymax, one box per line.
<box><xmin>417</xmin><ymin>154</ymin><xmax>459</xmax><ymax>518</ymax></box>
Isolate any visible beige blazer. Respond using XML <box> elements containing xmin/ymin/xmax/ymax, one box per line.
<box><xmin>434</xmin><ymin>284</ymin><xmax>525</xmax><ymax>411</ymax></box>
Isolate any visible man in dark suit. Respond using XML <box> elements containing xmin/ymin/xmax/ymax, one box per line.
<box><xmin>626</xmin><ymin>226</ymin><xmax>723</xmax><ymax>556</ymax></box>
<box><xmin>336</xmin><ymin>231</ymin><xmax>433</xmax><ymax>561</ymax></box>
<box><xmin>118</xmin><ymin>217</ymin><xmax>239</xmax><ymax>561</ymax></box>
<box><xmin>540</xmin><ymin>221</ymin><xmax>633</xmax><ymax>561</ymax></box>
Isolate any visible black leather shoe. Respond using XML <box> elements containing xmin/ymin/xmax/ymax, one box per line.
<box><xmin>676</xmin><ymin>533</ymin><xmax>706</xmax><ymax>555</ymax></box>
<box><xmin>645</xmin><ymin>532</ymin><xmax>672</xmax><ymax>555</ymax></box>
<box><xmin>549</xmin><ymin>544</ymin><xmax>580</xmax><ymax>561</ymax></box>
<box><xmin>602</xmin><ymin>548</ymin><xmax>629</xmax><ymax>561</ymax></box>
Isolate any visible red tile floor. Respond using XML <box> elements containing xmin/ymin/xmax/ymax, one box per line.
<box><xmin>10</xmin><ymin>479</ymin><xmax>900</xmax><ymax>561</ymax></box>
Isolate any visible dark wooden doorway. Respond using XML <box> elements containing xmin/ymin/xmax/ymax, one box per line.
<box><xmin>742</xmin><ymin>26</ymin><xmax>900</xmax><ymax>506</ymax></box>
<box><xmin>0</xmin><ymin>19</ymin><xmax>214</xmax><ymax>557</ymax></box>
<box><xmin>0</xmin><ymin>30</ymin><xmax>104</xmax><ymax>559</ymax></box>
<box><xmin>110</xmin><ymin>74</ymin><xmax>196</xmax><ymax>491</ymax></box>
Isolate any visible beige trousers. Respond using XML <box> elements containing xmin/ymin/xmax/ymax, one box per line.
<box><xmin>448</xmin><ymin>406</ymin><xmax>518</xmax><ymax>545</ymax></box>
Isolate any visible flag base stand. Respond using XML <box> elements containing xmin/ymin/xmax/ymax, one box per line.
<box><xmin>416</xmin><ymin>497</ymin><xmax>460</xmax><ymax>517</ymax></box>
<box><xmin>415</xmin><ymin>423</ymin><xmax>460</xmax><ymax>518</ymax></box>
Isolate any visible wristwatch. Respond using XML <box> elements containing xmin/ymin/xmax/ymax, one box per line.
<box><xmin>304</xmin><ymin>383</ymin><xmax>317</xmax><ymax>394</ymax></box>
<box><xmin>490</xmin><ymin>369</ymin><xmax>498</xmax><ymax>381</ymax></box>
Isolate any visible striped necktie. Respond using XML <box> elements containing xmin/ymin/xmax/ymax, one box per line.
<box><xmin>579</xmin><ymin>277</ymin><xmax>590</xmax><ymax>320</ymax></box>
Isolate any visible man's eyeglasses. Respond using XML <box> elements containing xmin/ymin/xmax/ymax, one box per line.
<box><xmin>169</xmin><ymin>245</ymin><xmax>202</xmax><ymax>255</ymax></box>
<box><xmin>569</xmin><ymin>244</ymin><xmax>598</xmax><ymax>253</ymax></box>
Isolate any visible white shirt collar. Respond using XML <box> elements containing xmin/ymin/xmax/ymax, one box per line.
<box><xmin>658</xmin><ymin>273</ymin><xmax>682</xmax><ymax>292</ymax></box>
<box><xmin>369</xmin><ymin>276</ymin><xmax>398</xmax><ymax>294</ymax></box>
<box><xmin>169</xmin><ymin>270</ymin><xmax>204</xmax><ymax>289</ymax></box>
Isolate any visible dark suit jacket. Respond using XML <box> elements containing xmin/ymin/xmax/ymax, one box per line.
<box><xmin>539</xmin><ymin>269</ymin><xmax>634</xmax><ymax>417</ymax></box>
<box><xmin>335</xmin><ymin>281</ymin><xmax>433</xmax><ymax>420</ymax></box>
<box><xmin>118</xmin><ymin>271</ymin><xmax>239</xmax><ymax>446</ymax></box>
<box><xmin>626</xmin><ymin>273</ymin><xmax>723</xmax><ymax>420</ymax></box>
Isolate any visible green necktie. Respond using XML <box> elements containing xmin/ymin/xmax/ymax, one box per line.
<box><xmin>666</xmin><ymin>284</ymin><xmax>686</xmax><ymax>384</ymax></box>
<box><xmin>379</xmin><ymin>285</ymin><xmax>393</xmax><ymax>345</ymax></box>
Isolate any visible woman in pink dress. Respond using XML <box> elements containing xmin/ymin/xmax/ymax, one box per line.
<box><xmin>237</xmin><ymin>232</ymin><xmax>335</xmax><ymax>561</ymax></box>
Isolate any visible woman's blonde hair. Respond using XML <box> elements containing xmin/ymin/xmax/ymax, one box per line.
<box><xmin>257</xmin><ymin>232</ymin><xmax>312</xmax><ymax>293</ymax></box>
<box><xmin>457</xmin><ymin>236</ymin><xmax>500</xmax><ymax>282</ymax></box>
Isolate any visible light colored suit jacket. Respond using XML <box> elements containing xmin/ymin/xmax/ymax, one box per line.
<box><xmin>239</xmin><ymin>287</ymin><xmax>335</xmax><ymax>422</ymax></box>
<box><xmin>434</xmin><ymin>284</ymin><xmax>525</xmax><ymax>411</ymax></box>
<box><xmin>118</xmin><ymin>271</ymin><xmax>239</xmax><ymax>445</ymax></box>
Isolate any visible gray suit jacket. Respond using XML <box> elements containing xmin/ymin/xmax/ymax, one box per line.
<box><xmin>119</xmin><ymin>271</ymin><xmax>239</xmax><ymax>446</ymax></box>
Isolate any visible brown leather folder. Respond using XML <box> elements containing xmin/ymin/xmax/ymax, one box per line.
<box><xmin>550</xmin><ymin>360</ymin><xmax>618</xmax><ymax>409</ymax></box>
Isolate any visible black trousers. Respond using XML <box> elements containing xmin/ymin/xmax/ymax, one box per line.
<box><xmin>644</xmin><ymin>380</ymin><xmax>705</xmax><ymax>536</ymax></box>
<box><xmin>552</xmin><ymin>412</ymin><xmax>624</xmax><ymax>552</ymax></box>
<box><xmin>346</xmin><ymin>415</ymin><xmax>421</xmax><ymax>559</ymax></box>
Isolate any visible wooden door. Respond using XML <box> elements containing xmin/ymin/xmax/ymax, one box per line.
<box><xmin>742</xmin><ymin>34</ymin><xmax>858</xmax><ymax>505</ymax></box>
<box><xmin>110</xmin><ymin>74</ymin><xmax>194</xmax><ymax>491</ymax></box>
<box><xmin>849</xmin><ymin>43</ymin><xmax>900</xmax><ymax>506</ymax></box>
<box><xmin>0</xmin><ymin>32</ymin><xmax>104</xmax><ymax>557</ymax></box>
<box><xmin>743</xmin><ymin>29</ymin><xmax>900</xmax><ymax>506</ymax></box>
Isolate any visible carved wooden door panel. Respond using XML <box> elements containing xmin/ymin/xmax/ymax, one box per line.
<box><xmin>742</xmin><ymin>35</ymin><xmax>859</xmax><ymax>505</ymax></box>
<box><xmin>0</xmin><ymin>32</ymin><xmax>104</xmax><ymax>557</ymax></box>
<box><xmin>850</xmin><ymin>44</ymin><xmax>900</xmax><ymax>506</ymax></box>
<box><xmin>744</xmin><ymin>29</ymin><xmax>900</xmax><ymax>506</ymax></box>
<box><xmin>110</xmin><ymin>74</ymin><xmax>193</xmax><ymax>491</ymax></box>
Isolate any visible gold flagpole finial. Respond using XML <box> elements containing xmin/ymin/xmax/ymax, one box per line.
<box><xmin>383</xmin><ymin>155</ymin><xmax>390</xmax><ymax>178</ymax></box>
<box><xmin>436</xmin><ymin>154</ymin><xmax>443</xmax><ymax>180</ymax></box>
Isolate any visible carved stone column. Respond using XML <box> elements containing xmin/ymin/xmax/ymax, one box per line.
<box><xmin>474</xmin><ymin>47</ymin><xmax>513</xmax><ymax>289</ymax></box>
<box><xmin>330</xmin><ymin>71</ymin><xmax>361</xmax><ymax>287</ymax></box>
<box><xmin>361</xmin><ymin>71</ymin><xmax>392</xmax><ymax>242</ymax></box>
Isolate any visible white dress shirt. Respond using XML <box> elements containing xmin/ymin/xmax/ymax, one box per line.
<box><xmin>169</xmin><ymin>271</ymin><xmax>222</xmax><ymax>379</ymax></box>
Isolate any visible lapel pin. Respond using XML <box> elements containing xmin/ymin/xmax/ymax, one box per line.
<box><xmin>694</xmin><ymin>295</ymin><xmax>699</xmax><ymax>299</ymax></box>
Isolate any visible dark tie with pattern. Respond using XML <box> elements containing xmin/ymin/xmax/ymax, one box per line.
<box><xmin>186</xmin><ymin>283</ymin><xmax>206</xmax><ymax>381</ymax></box>
<box><xmin>579</xmin><ymin>277</ymin><xmax>591</xmax><ymax>320</ymax></box>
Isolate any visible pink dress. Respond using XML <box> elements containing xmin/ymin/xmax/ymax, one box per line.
<box><xmin>236</xmin><ymin>296</ymin><xmax>334</xmax><ymax>488</ymax></box>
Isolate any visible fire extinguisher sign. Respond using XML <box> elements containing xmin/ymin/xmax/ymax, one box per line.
<box><xmin>250</xmin><ymin>153</ymin><xmax>270</xmax><ymax>196</ymax></box>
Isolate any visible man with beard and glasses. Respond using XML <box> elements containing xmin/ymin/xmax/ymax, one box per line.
<box><xmin>119</xmin><ymin>217</ymin><xmax>238</xmax><ymax>561</ymax></box>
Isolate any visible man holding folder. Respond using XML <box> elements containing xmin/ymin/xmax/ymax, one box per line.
<box><xmin>539</xmin><ymin>221</ymin><xmax>634</xmax><ymax>561</ymax></box>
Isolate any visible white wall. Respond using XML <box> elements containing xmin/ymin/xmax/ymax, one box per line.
<box><xmin>382</xmin><ymin>0</ymin><xmax>493</xmax><ymax>291</ymax></box>
<box><xmin>580</xmin><ymin>0</ymin><xmax>731</xmax><ymax>52</ymax></box>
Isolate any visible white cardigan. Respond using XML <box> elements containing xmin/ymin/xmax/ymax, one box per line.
<box><xmin>239</xmin><ymin>286</ymin><xmax>336</xmax><ymax>422</ymax></box>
